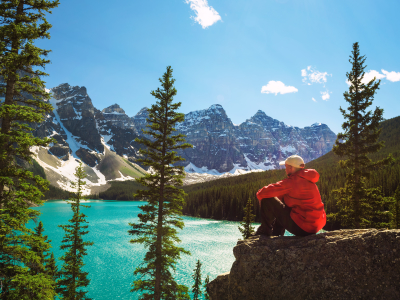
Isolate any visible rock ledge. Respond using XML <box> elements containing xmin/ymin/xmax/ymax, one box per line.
<box><xmin>208</xmin><ymin>229</ymin><xmax>400</xmax><ymax>300</ymax></box>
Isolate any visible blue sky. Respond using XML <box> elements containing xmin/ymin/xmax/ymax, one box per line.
<box><xmin>37</xmin><ymin>0</ymin><xmax>400</xmax><ymax>134</ymax></box>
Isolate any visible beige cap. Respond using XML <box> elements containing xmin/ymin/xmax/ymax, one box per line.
<box><xmin>279</xmin><ymin>155</ymin><xmax>305</xmax><ymax>168</ymax></box>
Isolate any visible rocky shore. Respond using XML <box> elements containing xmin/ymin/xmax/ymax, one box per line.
<box><xmin>208</xmin><ymin>229</ymin><xmax>400</xmax><ymax>300</ymax></box>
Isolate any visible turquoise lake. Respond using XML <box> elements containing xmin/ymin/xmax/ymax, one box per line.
<box><xmin>30</xmin><ymin>200</ymin><xmax>292</xmax><ymax>299</ymax></box>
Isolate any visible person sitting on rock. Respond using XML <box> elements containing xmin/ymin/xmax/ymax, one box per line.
<box><xmin>254</xmin><ymin>155</ymin><xmax>326</xmax><ymax>236</ymax></box>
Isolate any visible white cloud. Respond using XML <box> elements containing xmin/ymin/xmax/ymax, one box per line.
<box><xmin>261</xmin><ymin>81</ymin><xmax>298</xmax><ymax>95</ymax></box>
<box><xmin>302</xmin><ymin>66</ymin><xmax>331</xmax><ymax>86</ymax></box>
<box><xmin>185</xmin><ymin>0</ymin><xmax>221</xmax><ymax>29</ymax></box>
<box><xmin>346</xmin><ymin>69</ymin><xmax>387</xmax><ymax>86</ymax></box>
<box><xmin>362</xmin><ymin>70</ymin><xmax>385</xmax><ymax>84</ymax></box>
<box><xmin>312</xmin><ymin>97</ymin><xmax>317</xmax><ymax>102</ymax></box>
<box><xmin>381</xmin><ymin>69</ymin><xmax>400</xmax><ymax>82</ymax></box>
<box><xmin>321</xmin><ymin>90</ymin><xmax>330</xmax><ymax>101</ymax></box>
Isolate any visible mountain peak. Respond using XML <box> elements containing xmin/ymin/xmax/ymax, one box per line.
<box><xmin>249</xmin><ymin>110</ymin><xmax>275</xmax><ymax>124</ymax></box>
<box><xmin>209</xmin><ymin>104</ymin><xmax>224</xmax><ymax>109</ymax></box>
<box><xmin>134</xmin><ymin>107</ymin><xmax>149</xmax><ymax>118</ymax></box>
<box><xmin>102</xmin><ymin>104</ymin><xmax>125</xmax><ymax>114</ymax></box>
<box><xmin>311</xmin><ymin>122</ymin><xmax>323</xmax><ymax>127</ymax></box>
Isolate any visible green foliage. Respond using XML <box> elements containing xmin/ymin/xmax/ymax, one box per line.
<box><xmin>128</xmin><ymin>66</ymin><xmax>192</xmax><ymax>300</ymax></box>
<box><xmin>182</xmin><ymin>116</ymin><xmax>400</xmax><ymax>230</ymax></box>
<box><xmin>329</xmin><ymin>42</ymin><xmax>393</xmax><ymax>229</ymax></box>
<box><xmin>191</xmin><ymin>260</ymin><xmax>202</xmax><ymax>300</ymax></box>
<box><xmin>390</xmin><ymin>186</ymin><xmax>400</xmax><ymax>229</ymax></box>
<box><xmin>43</xmin><ymin>184</ymin><xmax>70</xmax><ymax>200</ymax></box>
<box><xmin>99</xmin><ymin>180</ymin><xmax>146</xmax><ymax>200</ymax></box>
<box><xmin>57</xmin><ymin>163</ymin><xmax>94</xmax><ymax>300</ymax></box>
<box><xmin>45</xmin><ymin>252</ymin><xmax>59</xmax><ymax>299</ymax></box>
<box><xmin>0</xmin><ymin>0</ymin><xmax>59</xmax><ymax>298</ymax></box>
<box><xmin>29</xmin><ymin>221</ymin><xmax>58</xmax><ymax>299</ymax></box>
<box><xmin>238</xmin><ymin>197</ymin><xmax>256</xmax><ymax>239</ymax></box>
<box><xmin>26</xmin><ymin>159</ymin><xmax>47</xmax><ymax>180</ymax></box>
<box><xmin>182</xmin><ymin>170</ymin><xmax>285</xmax><ymax>222</ymax></box>
<box><xmin>204</xmin><ymin>275</ymin><xmax>210</xmax><ymax>300</ymax></box>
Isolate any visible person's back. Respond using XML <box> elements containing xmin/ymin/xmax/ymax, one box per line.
<box><xmin>255</xmin><ymin>155</ymin><xmax>326</xmax><ymax>236</ymax></box>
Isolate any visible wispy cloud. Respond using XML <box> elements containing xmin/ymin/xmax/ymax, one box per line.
<box><xmin>312</xmin><ymin>97</ymin><xmax>317</xmax><ymax>102</ymax></box>
<box><xmin>381</xmin><ymin>69</ymin><xmax>400</xmax><ymax>82</ymax></box>
<box><xmin>261</xmin><ymin>81</ymin><xmax>298</xmax><ymax>95</ymax></box>
<box><xmin>321</xmin><ymin>90</ymin><xmax>330</xmax><ymax>101</ymax></box>
<box><xmin>301</xmin><ymin>66</ymin><xmax>331</xmax><ymax>86</ymax></box>
<box><xmin>185</xmin><ymin>0</ymin><xmax>221</xmax><ymax>29</ymax></box>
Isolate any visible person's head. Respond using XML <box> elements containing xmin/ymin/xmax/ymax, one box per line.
<box><xmin>279</xmin><ymin>155</ymin><xmax>305</xmax><ymax>176</ymax></box>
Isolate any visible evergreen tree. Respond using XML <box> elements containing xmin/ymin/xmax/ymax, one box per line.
<box><xmin>57</xmin><ymin>163</ymin><xmax>94</xmax><ymax>300</ymax></box>
<box><xmin>191</xmin><ymin>260</ymin><xmax>202</xmax><ymax>300</ymax></box>
<box><xmin>128</xmin><ymin>66</ymin><xmax>192</xmax><ymax>300</ymax></box>
<box><xmin>238</xmin><ymin>197</ymin><xmax>256</xmax><ymax>239</ymax></box>
<box><xmin>390</xmin><ymin>185</ymin><xmax>400</xmax><ymax>229</ymax></box>
<box><xmin>0</xmin><ymin>0</ymin><xmax>59</xmax><ymax>298</ymax></box>
<box><xmin>45</xmin><ymin>252</ymin><xmax>59</xmax><ymax>299</ymax></box>
<box><xmin>29</xmin><ymin>221</ymin><xmax>58</xmax><ymax>299</ymax></box>
<box><xmin>204</xmin><ymin>275</ymin><xmax>210</xmax><ymax>300</ymax></box>
<box><xmin>30</xmin><ymin>221</ymin><xmax>51</xmax><ymax>275</ymax></box>
<box><xmin>329</xmin><ymin>42</ymin><xmax>393</xmax><ymax>229</ymax></box>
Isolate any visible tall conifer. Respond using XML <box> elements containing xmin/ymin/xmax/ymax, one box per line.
<box><xmin>57</xmin><ymin>163</ymin><xmax>94</xmax><ymax>300</ymax></box>
<box><xmin>45</xmin><ymin>252</ymin><xmax>59</xmax><ymax>299</ymax></box>
<box><xmin>238</xmin><ymin>197</ymin><xmax>256</xmax><ymax>239</ymax></box>
<box><xmin>0</xmin><ymin>0</ymin><xmax>59</xmax><ymax>298</ymax></box>
<box><xmin>30</xmin><ymin>222</ymin><xmax>51</xmax><ymax>274</ymax></box>
<box><xmin>204</xmin><ymin>275</ymin><xmax>210</xmax><ymax>300</ymax></box>
<box><xmin>191</xmin><ymin>260</ymin><xmax>202</xmax><ymax>300</ymax></box>
<box><xmin>330</xmin><ymin>42</ymin><xmax>393</xmax><ymax>228</ymax></box>
<box><xmin>128</xmin><ymin>66</ymin><xmax>192</xmax><ymax>300</ymax></box>
<box><xmin>390</xmin><ymin>186</ymin><xmax>400</xmax><ymax>229</ymax></box>
<box><xmin>29</xmin><ymin>221</ymin><xmax>58</xmax><ymax>299</ymax></box>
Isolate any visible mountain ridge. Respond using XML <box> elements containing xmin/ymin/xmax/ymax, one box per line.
<box><xmin>29</xmin><ymin>83</ymin><xmax>336</xmax><ymax>194</ymax></box>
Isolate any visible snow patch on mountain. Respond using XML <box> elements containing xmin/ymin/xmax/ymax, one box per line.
<box><xmin>184</xmin><ymin>162</ymin><xmax>222</xmax><ymax>175</ymax></box>
<box><xmin>48</xmin><ymin>96</ymin><xmax>91</xmax><ymax>156</ymax></box>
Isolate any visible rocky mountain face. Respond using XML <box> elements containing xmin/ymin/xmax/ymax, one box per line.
<box><xmin>30</xmin><ymin>82</ymin><xmax>336</xmax><ymax>192</ymax></box>
<box><xmin>101</xmin><ymin>103</ymin><xmax>136</xmax><ymax>130</ymax></box>
<box><xmin>208</xmin><ymin>229</ymin><xmax>400</xmax><ymax>300</ymax></box>
<box><xmin>134</xmin><ymin>104</ymin><xmax>337</xmax><ymax>173</ymax></box>
<box><xmin>33</xmin><ymin>83</ymin><xmax>146</xmax><ymax>194</ymax></box>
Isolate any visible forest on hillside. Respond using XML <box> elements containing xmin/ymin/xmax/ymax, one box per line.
<box><xmin>34</xmin><ymin>116</ymin><xmax>400</xmax><ymax>230</ymax></box>
<box><xmin>181</xmin><ymin>116</ymin><xmax>400</xmax><ymax>229</ymax></box>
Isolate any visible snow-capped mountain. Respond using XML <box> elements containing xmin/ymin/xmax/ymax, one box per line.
<box><xmin>30</xmin><ymin>83</ymin><xmax>336</xmax><ymax>192</ymax></box>
<box><xmin>137</xmin><ymin>104</ymin><xmax>337</xmax><ymax>174</ymax></box>
<box><xmin>33</xmin><ymin>83</ymin><xmax>146</xmax><ymax>194</ymax></box>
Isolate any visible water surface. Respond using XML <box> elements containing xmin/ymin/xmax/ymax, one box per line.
<box><xmin>31</xmin><ymin>200</ymin><xmax>262</xmax><ymax>299</ymax></box>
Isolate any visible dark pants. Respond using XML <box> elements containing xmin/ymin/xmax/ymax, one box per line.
<box><xmin>258</xmin><ymin>197</ymin><xmax>312</xmax><ymax>237</ymax></box>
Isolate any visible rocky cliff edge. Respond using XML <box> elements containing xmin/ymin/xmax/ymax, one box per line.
<box><xmin>208</xmin><ymin>229</ymin><xmax>400</xmax><ymax>300</ymax></box>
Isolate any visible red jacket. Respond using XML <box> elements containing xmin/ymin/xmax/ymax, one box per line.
<box><xmin>256</xmin><ymin>169</ymin><xmax>326</xmax><ymax>233</ymax></box>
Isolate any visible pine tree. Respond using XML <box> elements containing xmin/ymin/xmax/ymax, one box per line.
<box><xmin>45</xmin><ymin>252</ymin><xmax>59</xmax><ymax>299</ymax></box>
<box><xmin>238</xmin><ymin>197</ymin><xmax>256</xmax><ymax>239</ymax></box>
<box><xmin>329</xmin><ymin>42</ymin><xmax>393</xmax><ymax>229</ymax></box>
<box><xmin>390</xmin><ymin>185</ymin><xmax>400</xmax><ymax>229</ymax></box>
<box><xmin>191</xmin><ymin>260</ymin><xmax>202</xmax><ymax>300</ymax></box>
<box><xmin>30</xmin><ymin>222</ymin><xmax>51</xmax><ymax>274</ymax></box>
<box><xmin>0</xmin><ymin>0</ymin><xmax>59</xmax><ymax>298</ymax></box>
<box><xmin>128</xmin><ymin>66</ymin><xmax>192</xmax><ymax>300</ymax></box>
<box><xmin>204</xmin><ymin>275</ymin><xmax>210</xmax><ymax>300</ymax></box>
<box><xmin>29</xmin><ymin>221</ymin><xmax>58</xmax><ymax>299</ymax></box>
<box><xmin>57</xmin><ymin>163</ymin><xmax>94</xmax><ymax>300</ymax></box>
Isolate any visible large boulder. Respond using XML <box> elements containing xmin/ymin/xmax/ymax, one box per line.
<box><xmin>208</xmin><ymin>229</ymin><xmax>400</xmax><ymax>300</ymax></box>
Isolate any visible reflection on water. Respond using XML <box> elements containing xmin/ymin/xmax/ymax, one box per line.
<box><xmin>30</xmin><ymin>200</ymin><xmax>260</xmax><ymax>300</ymax></box>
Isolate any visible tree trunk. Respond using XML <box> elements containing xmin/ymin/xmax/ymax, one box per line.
<box><xmin>154</xmin><ymin>100</ymin><xmax>169</xmax><ymax>300</ymax></box>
